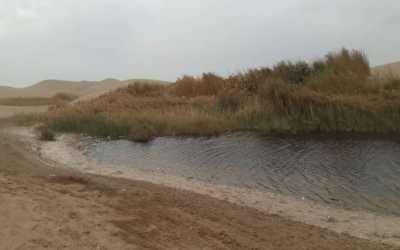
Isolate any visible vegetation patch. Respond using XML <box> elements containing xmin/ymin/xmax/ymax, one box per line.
<box><xmin>37</xmin><ymin>125</ymin><xmax>56</xmax><ymax>141</ymax></box>
<box><xmin>0</xmin><ymin>92</ymin><xmax>78</xmax><ymax>106</ymax></box>
<box><xmin>44</xmin><ymin>48</ymin><xmax>400</xmax><ymax>141</ymax></box>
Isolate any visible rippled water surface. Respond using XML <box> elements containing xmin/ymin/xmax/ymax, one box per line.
<box><xmin>82</xmin><ymin>133</ymin><xmax>400</xmax><ymax>215</ymax></box>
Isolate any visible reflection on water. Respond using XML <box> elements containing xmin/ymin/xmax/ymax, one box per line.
<box><xmin>82</xmin><ymin>133</ymin><xmax>400</xmax><ymax>215</ymax></box>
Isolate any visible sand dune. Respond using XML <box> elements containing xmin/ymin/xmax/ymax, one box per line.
<box><xmin>0</xmin><ymin>78</ymin><xmax>168</xmax><ymax>118</ymax></box>
<box><xmin>371</xmin><ymin>62</ymin><xmax>400</xmax><ymax>77</ymax></box>
<box><xmin>0</xmin><ymin>79</ymin><xmax>170</xmax><ymax>101</ymax></box>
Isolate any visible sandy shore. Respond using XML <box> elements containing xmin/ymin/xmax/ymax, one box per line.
<box><xmin>2</xmin><ymin>122</ymin><xmax>399</xmax><ymax>248</ymax></box>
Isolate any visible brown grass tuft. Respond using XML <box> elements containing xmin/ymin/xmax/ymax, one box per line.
<box><xmin>37</xmin><ymin>125</ymin><xmax>56</xmax><ymax>141</ymax></box>
<box><xmin>129</xmin><ymin>124</ymin><xmax>156</xmax><ymax>142</ymax></box>
<box><xmin>168</xmin><ymin>73</ymin><xmax>224</xmax><ymax>97</ymax></box>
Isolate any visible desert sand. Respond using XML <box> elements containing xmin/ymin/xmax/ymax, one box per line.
<box><xmin>0</xmin><ymin>118</ymin><xmax>397</xmax><ymax>250</ymax></box>
<box><xmin>0</xmin><ymin>78</ymin><xmax>170</xmax><ymax>101</ymax></box>
<box><xmin>17</xmin><ymin>125</ymin><xmax>400</xmax><ymax>247</ymax></box>
<box><xmin>371</xmin><ymin>62</ymin><xmax>400</xmax><ymax>77</ymax></box>
<box><xmin>0</xmin><ymin>78</ymin><xmax>168</xmax><ymax>118</ymax></box>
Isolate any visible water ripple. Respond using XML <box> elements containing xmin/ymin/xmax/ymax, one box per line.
<box><xmin>84</xmin><ymin>133</ymin><xmax>400</xmax><ymax>215</ymax></box>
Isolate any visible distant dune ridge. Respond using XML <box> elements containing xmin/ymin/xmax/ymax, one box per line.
<box><xmin>0</xmin><ymin>79</ymin><xmax>170</xmax><ymax>101</ymax></box>
<box><xmin>371</xmin><ymin>62</ymin><xmax>400</xmax><ymax>77</ymax></box>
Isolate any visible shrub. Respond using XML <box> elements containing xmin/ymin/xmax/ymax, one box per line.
<box><xmin>312</xmin><ymin>59</ymin><xmax>328</xmax><ymax>76</ymax></box>
<box><xmin>122</xmin><ymin>82</ymin><xmax>165</xmax><ymax>97</ymax></box>
<box><xmin>201</xmin><ymin>73</ymin><xmax>224</xmax><ymax>95</ymax></box>
<box><xmin>38</xmin><ymin>126</ymin><xmax>56</xmax><ymax>141</ymax></box>
<box><xmin>129</xmin><ymin>124</ymin><xmax>157</xmax><ymax>142</ymax></box>
<box><xmin>224</xmin><ymin>67</ymin><xmax>272</xmax><ymax>93</ymax></box>
<box><xmin>324</xmin><ymin>48</ymin><xmax>370</xmax><ymax>80</ymax></box>
<box><xmin>168</xmin><ymin>75</ymin><xmax>198</xmax><ymax>97</ymax></box>
<box><xmin>52</xmin><ymin>92</ymin><xmax>78</xmax><ymax>101</ymax></box>
<box><xmin>272</xmin><ymin>60</ymin><xmax>312</xmax><ymax>85</ymax></box>
<box><xmin>169</xmin><ymin>73</ymin><xmax>224</xmax><ymax>97</ymax></box>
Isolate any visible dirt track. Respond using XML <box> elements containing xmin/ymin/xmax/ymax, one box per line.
<box><xmin>0</xmin><ymin>118</ymin><xmax>398</xmax><ymax>250</ymax></box>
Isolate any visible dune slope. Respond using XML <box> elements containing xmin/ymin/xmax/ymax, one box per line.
<box><xmin>371</xmin><ymin>62</ymin><xmax>400</xmax><ymax>77</ymax></box>
<box><xmin>0</xmin><ymin>79</ymin><xmax>170</xmax><ymax>100</ymax></box>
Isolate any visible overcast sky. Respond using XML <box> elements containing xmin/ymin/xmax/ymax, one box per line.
<box><xmin>1</xmin><ymin>0</ymin><xmax>399</xmax><ymax>87</ymax></box>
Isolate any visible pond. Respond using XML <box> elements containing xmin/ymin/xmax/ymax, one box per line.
<box><xmin>81</xmin><ymin>133</ymin><xmax>400</xmax><ymax>215</ymax></box>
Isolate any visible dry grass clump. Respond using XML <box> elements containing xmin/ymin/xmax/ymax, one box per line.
<box><xmin>272</xmin><ymin>61</ymin><xmax>312</xmax><ymax>85</ymax></box>
<box><xmin>117</xmin><ymin>82</ymin><xmax>165</xmax><ymax>97</ymax></box>
<box><xmin>129</xmin><ymin>124</ymin><xmax>156</xmax><ymax>142</ymax></box>
<box><xmin>37</xmin><ymin>125</ymin><xmax>56</xmax><ymax>141</ymax></box>
<box><xmin>0</xmin><ymin>92</ymin><xmax>78</xmax><ymax>106</ymax></box>
<box><xmin>51</xmin><ymin>92</ymin><xmax>79</xmax><ymax>101</ymax></box>
<box><xmin>325</xmin><ymin>49</ymin><xmax>370</xmax><ymax>79</ymax></box>
<box><xmin>303</xmin><ymin>49</ymin><xmax>370</xmax><ymax>94</ymax></box>
<box><xmin>168</xmin><ymin>73</ymin><xmax>224</xmax><ymax>97</ymax></box>
<box><xmin>44</xmin><ymin>48</ymin><xmax>400</xmax><ymax>140</ymax></box>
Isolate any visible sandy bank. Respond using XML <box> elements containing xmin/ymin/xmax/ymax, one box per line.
<box><xmin>5</xmin><ymin>125</ymin><xmax>400</xmax><ymax>248</ymax></box>
<box><xmin>3</xmin><ymin>123</ymin><xmax>397</xmax><ymax>250</ymax></box>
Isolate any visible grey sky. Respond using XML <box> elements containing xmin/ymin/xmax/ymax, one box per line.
<box><xmin>1</xmin><ymin>0</ymin><xmax>399</xmax><ymax>87</ymax></box>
